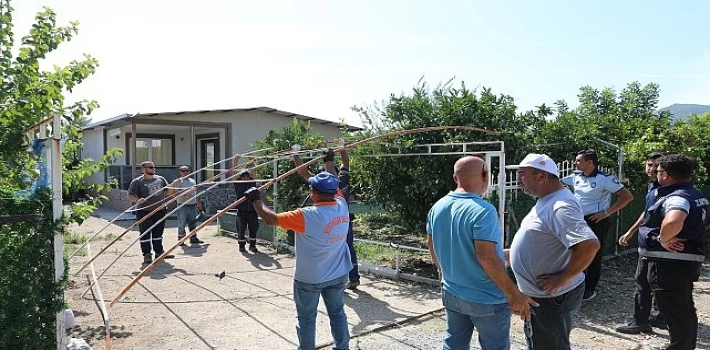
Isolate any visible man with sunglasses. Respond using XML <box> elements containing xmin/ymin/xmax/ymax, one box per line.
<box><xmin>561</xmin><ymin>150</ymin><xmax>634</xmax><ymax>301</ymax></box>
<box><xmin>128</xmin><ymin>161</ymin><xmax>174</xmax><ymax>264</ymax></box>
<box><xmin>636</xmin><ymin>154</ymin><xmax>707</xmax><ymax>349</ymax></box>
<box><xmin>166</xmin><ymin>166</ymin><xmax>204</xmax><ymax>245</ymax></box>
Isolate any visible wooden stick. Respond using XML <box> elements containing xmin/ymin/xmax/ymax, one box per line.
<box><xmin>69</xmin><ymin>143</ymin><xmax>328</xmax><ymax>260</ymax></box>
<box><xmin>110</xmin><ymin>125</ymin><xmax>497</xmax><ymax>306</ymax></box>
<box><xmin>79</xmin><ymin>156</ymin><xmax>280</xmax><ymax>297</ymax></box>
<box><xmin>73</xmin><ymin>147</ymin><xmax>286</xmax><ymax>273</ymax></box>
<box><xmin>79</xmin><ymin>147</ymin><xmax>332</xmax><ymax>294</ymax></box>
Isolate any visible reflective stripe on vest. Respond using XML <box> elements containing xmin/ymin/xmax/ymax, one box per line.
<box><xmin>638</xmin><ymin>248</ymin><xmax>705</xmax><ymax>262</ymax></box>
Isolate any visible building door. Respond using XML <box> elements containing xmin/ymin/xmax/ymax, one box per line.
<box><xmin>199</xmin><ymin>138</ymin><xmax>219</xmax><ymax>182</ymax></box>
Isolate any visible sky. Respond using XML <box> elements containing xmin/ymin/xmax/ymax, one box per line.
<box><xmin>12</xmin><ymin>0</ymin><xmax>710</xmax><ymax>127</ymax></box>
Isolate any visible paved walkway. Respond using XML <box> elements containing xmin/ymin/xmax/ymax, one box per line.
<box><xmin>68</xmin><ymin>211</ymin><xmax>708</xmax><ymax>349</ymax></box>
<box><xmin>67</xmin><ymin>215</ymin><xmax>444</xmax><ymax>349</ymax></box>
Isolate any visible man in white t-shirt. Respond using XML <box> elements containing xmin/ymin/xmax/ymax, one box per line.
<box><xmin>166</xmin><ymin>166</ymin><xmax>204</xmax><ymax>245</ymax></box>
<box><xmin>507</xmin><ymin>154</ymin><xmax>600</xmax><ymax>350</ymax></box>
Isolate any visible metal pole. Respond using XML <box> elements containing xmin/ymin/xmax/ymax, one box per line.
<box><xmin>131</xmin><ymin>122</ymin><xmax>137</xmax><ymax>180</ymax></box>
<box><xmin>272</xmin><ymin>158</ymin><xmax>278</xmax><ymax>246</ymax></box>
<box><xmin>616</xmin><ymin>146</ymin><xmax>624</xmax><ymax>256</ymax></box>
<box><xmin>498</xmin><ymin>142</ymin><xmax>507</xmax><ymax>245</ymax></box>
<box><xmin>594</xmin><ymin>137</ymin><xmax>623</xmax><ymax>256</ymax></box>
<box><xmin>395</xmin><ymin>247</ymin><xmax>400</xmax><ymax>274</ymax></box>
<box><xmin>190</xmin><ymin>126</ymin><xmax>195</xmax><ymax>177</ymax></box>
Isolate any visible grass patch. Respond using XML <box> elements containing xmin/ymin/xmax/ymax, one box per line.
<box><xmin>63</xmin><ymin>230</ymin><xmax>88</xmax><ymax>245</ymax></box>
<box><xmin>65</xmin><ymin>245</ymin><xmax>86</xmax><ymax>257</ymax></box>
<box><xmin>352</xmin><ymin>209</ymin><xmax>438</xmax><ymax>279</ymax></box>
<box><xmin>104</xmin><ymin>233</ymin><xmax>117</xmax><ymax>241</ymax></box>
<box><xmin>354</xmin><ymin>241</ymin><xmax>425</xmax><ymax>266</ymax></box>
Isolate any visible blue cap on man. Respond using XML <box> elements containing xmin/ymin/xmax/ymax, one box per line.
<box><xmin>308</xmin><ymin>172</ymin><xmax>339</xmax><ymax>194</ymax></box>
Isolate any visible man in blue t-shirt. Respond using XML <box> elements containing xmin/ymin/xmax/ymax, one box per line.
<box><xmin>427</xmin><ymin>156</ymin><xmax>537</xmax><ymax>350</ymax></box>
<box><xmin>561</xmin><ymin>150</ymin><xmax>634</xmax><ymax>301</ymax></box>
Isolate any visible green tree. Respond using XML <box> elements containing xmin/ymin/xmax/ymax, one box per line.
<box><xmin>535</xmin><ymin>82</ymin><xmax>673</xmax><ymax>191</ymax></box>
<box><xmin>251</xmin><ymin>119</ymin><xmax>329</xmax><ymax>211</ymax></box>
<box><xmin>662</xmin><ymin>112</ymin><xmax>710</xmax><ymax>189</ymax></box>
<box><xmin>0</xmin><ymin>2</ymin><xmax>121</xmax><ymax>224</ymax></box>
<box><xmin>352</xmin><ymin>80</ymin><xmax>544</xmax><ymax>232</ymax></box>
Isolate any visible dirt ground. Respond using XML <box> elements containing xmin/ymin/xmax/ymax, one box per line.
<box><xmin>65</xmin><ymin>216</ymin><xmax>710</xmax><ymax>349</ymax></box>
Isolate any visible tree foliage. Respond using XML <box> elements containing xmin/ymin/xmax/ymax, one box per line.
<box><xmin>0</xmin><ymin>2</ymin><xmax>122</xmax><ymax>224</ymax></box>
<box><xmin>352</xmin><ymin>79</ymin><xmax>709</xmax><ymax>234</ymax></box>
<box><xmin>351</xmin><ymin>80</ymin><xmax>545</xmax><ymax>232</ymax></box>
<box><xmin>251</xmin><ymin>119</ymin><xmax>329</xmax><ymax>211</ymax></box>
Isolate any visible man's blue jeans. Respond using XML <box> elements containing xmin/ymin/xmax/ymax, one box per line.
<box><xmin>293</xmin><ymin>274</ymin><xmax>350</xmax><ymax>350</ymax></box>
<box><xmin>176</xmin><ymin>204</ymin><xmax>198</xmax><ymax>237</ymax></box>
<box><xmin>346</xmin><ymin>220</ymin><xmax>359</xmax><ymax>281</ymax></box>
<box><xmin>441</xmin><ymin>289</ymin><xmax>511</xmax><ymax>350</ymax></box>
<box><xmin>526</xmin><ymin>282</ymin><xmax>584</xmax><ymax>350</ymax></box>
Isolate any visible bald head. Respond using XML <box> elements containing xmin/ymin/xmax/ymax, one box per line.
<box><xmin>453</xmin><ymin>156</ymin><xmax>488</xmax><ymax>194</ymax></box>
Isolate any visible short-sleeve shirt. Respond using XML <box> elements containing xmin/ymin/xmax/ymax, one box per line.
<box><xmin>127</xmin><ymin>175</ymin><xmax>169</xmax><ymax>212</ymax></box>
<box><xmin>663</xmin><ymin>196</ymin><xmax>691</xmax><ymax>214</ymax></box>
<box><xmin>276</xmin><ymin>190</ymin><xmax>352</xmax><ymax>284</ymax></box>
<box><xmin>561</xmin><ymin>170</ymin><xmax>624</xmax><ymax>215</ymax></box>
<box><xmin>175</xmin><ymin>178</ymin><xmax>197</xmax><ymax>205</ymax></box>
<box><xmin>427</xmin><ymin>192</ymin><xmax>507</xmax><ymax>304</ymax></box>
<box><xmin>509</xmin><ymin>188</ymin><xmax>597</xmax><ymax>298</ymax></box>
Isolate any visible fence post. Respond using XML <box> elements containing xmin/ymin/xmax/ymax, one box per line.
<box><xmin>50</xmin><ymin>116</ymin><xmax>66</xmax><ymax>350</ymax></box>
<box><xmin>395</xmin><ymin>247</ymin><xmax>400</xmax><ymax>274</ymax></box>
<box><xmin>272</xmin><ymin>158</ymin><xmax>278</xmax><ymax>246</ymax></box>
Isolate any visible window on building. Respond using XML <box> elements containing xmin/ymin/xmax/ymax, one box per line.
<box><xmin>134</xmin><ymin>138</ymin><xmax>173</xmax><ymax>165</ymax></box>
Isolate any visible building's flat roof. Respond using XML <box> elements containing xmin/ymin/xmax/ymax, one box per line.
<box><xmin>84</xmin><ymin>107</ymin><xmax>362</xmax><ymax>131</ymax></box>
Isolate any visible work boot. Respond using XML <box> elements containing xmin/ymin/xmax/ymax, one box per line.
<box><xmin>649</xmin><ymin>315</ymin><xmax>667</xmax><ymax>329</ymax></box>
<box><xmin>143</xmin><ymin>253</ymin><xmax>152</xmax><ymax>264</ymax></box>
<box><xmin>249</xmin><ymin>244</ymin><xmax>259</xmax><ymax>253</ymax></box>
<box><xmin>190</xmin><ymin>236</ymin><xmax>205</xmax><ymax>244</ymax></box>
<box><xmin>615</xmin><ymin>321</ymin><xmax>652</xmax><ymax>334</ymax></box>
<box><xmin>239</xmin><ymin>244</ymin><xmax>247</xmax><ymax>253</ymax></box>
<box><xmin>346</xmin><ymin>280</ymin><xmax>360</xmax><ymax>290</ymax></box>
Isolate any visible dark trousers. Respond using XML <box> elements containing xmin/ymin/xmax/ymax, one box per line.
<box><xmin>583</xmin><ymin>216</ymin><xmax>611</xmax><ymax>293</ymax></box>
<box><xmin>237</xmin><ymin>211</ymin><xmax>259</xmax><ymax>245</ymax></box>
<box><xmin>527</xmin><ymin>282</ymin><xmax>584</xmax><ymax>350</ymax></box>
<box><xmin>633</xmin><ymin>257</ymin><xmax>663</xmax><ymax>325</ymax></box>
<box><xmin>346</xmin><ymin>219</ymin><xmax>359</xmax><ymax>282</ymax></box>
<box><xmin>137</xmin><ymin>209</ymin><xmax>166</xmax><ymax>256</ymax></box>
<box><xmin>648</xmin><ymin>259</ymin><xmax>700</xmax><ymax>350</ymax></box>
